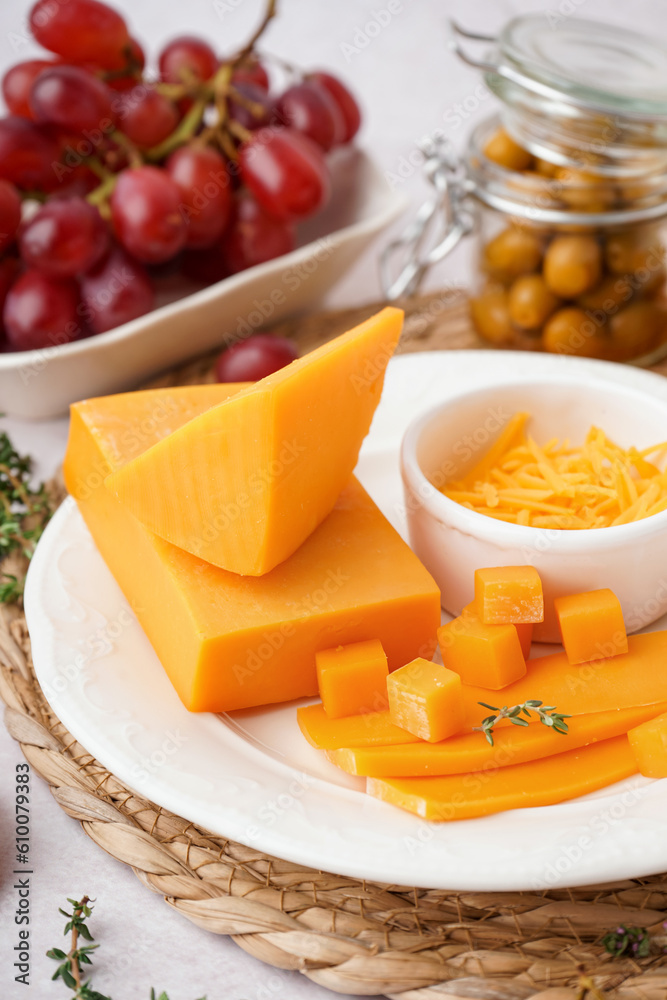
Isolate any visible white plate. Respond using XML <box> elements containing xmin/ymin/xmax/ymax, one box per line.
<box><xmin>0</xmin><ymin>148</ymin><xmax>406</xmax><ymax>420</ymax></box>
<box><xmin>25</xmin><ymin>350</ymin><xmax>667</xmax><ymax>891</ymax></box>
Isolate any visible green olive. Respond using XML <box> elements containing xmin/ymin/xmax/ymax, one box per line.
<box><xmin>483</xmin><ymin>226</ymin><xmax>544</xmax><ymax>282</ymax></box>
<box><xmin>507</xmin><ymin>171</ymin><xmax>561</xmax><ymax>210</ymax></box>
<box><xmin>470</xmin><ymin>287</ymin><xmax>514</xmax><ymax>344</ymax></box>
<box><xmin>555</xmin><ymin>167</ymin><xmax>616</xmax><ymax>212</ymax></box>
<box><xmin>604</xmin><ymin>228</ymin><xmax>665</xmax><ymax>276</ymax></box>
<box><xmin>543</xmin><ymin>235</ymin><xmax>602</xmax><ymax>297</ymax></box>
<box><xmin>542</xmin><ymin>307</ymin><xmax>608</xmax><ymax>358</ymax></box>
<box><xmin>577</xmin><ymin>274</ymin><xmax>634</xmax><ymax>312</ymax></box>
<box><xmin>609</xmin><ymin>300</ymin><xmax>666</xmax><ymax>360</ymax></box>
<box><xmin>534</xmin><ymin>157</ymin><xmax>560</xmax><ymax>178</ymax></box>
<box><xmin>508</xmin><ymin>274</ymin><xmax>560</xmax><ymax>329</ymax></box>
<box><xmin>483</xmin><ymin>129</ymin><xmax>533</xmax><ymax>171</ymax></box>
<box><xmin>643</xmin><ymin>264</ymin><xmax>666</xmax><ymax>296</ymax></box>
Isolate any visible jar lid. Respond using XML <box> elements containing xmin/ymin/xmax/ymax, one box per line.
<box><xmin>453</xmin><ymin>17</ymin><xmax>667</xmax><ymax>172</ymax></box>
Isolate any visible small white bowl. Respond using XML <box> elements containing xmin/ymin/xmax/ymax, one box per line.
<box><xmin>400</xmin><ymin>374</ymin><xmax>667</xmax><ymax>642</ymax></box>
<box><xmin>0</xmin><ymin>148</ymin><xmax>406</xmax><ymax>419</ymax></box>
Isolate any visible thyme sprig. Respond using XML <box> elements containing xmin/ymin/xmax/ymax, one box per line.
<box><xmin>473</xmin><ymin>699</ymin><xmax>571</xmax><ymax>746</ymax></box>
<box><xmin>0</xmin><ymin>429</ymin><xmax>53</xmax><ymax>603</ymax></box>
<box><xmin>47</xmin><ymin>897</ymin><xmax>105</xmax><ymax>999</ymax></box>
<box><xmin>47</xmin><ymin>897</ymin><xmax>207</xmax><ymax>999</ymax></box>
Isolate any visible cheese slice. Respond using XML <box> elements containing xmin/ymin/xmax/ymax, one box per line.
<box><xmin>104</xmin><ymin>307</ymin><xmax>404</xmax><ymax>575</ymax></box>
<box><xmin>327</xmin><ymin>703</ymin><xmax>667</xmax><ymax>776</ymax></box>
<box><xmin>368</xmin><ymin>735</ymin><xmax>637</xmax><ymax>821</ymax></box>
<box><xmin>64</xmin><ymin>385</ymin><xmax>441</xmax><ymax>713</ymax></box>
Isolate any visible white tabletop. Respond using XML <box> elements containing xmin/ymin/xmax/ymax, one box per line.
<box><xmin>2</xmin><ymin>1</ymin><xmax>666</xmax><ymax>997</ymax></box>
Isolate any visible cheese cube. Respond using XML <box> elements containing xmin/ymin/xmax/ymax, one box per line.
<box><xmin>387</xmin><ymin>658</ymin><xmax>464</xmax><ymax>742</ymax></box>
<box><xmin>438</xmin><ymin>604</ymin><xmax>526</xmax><ymax>689</ymax></box>
<box><xmin>628</xmin><ymin>712</ymin><xmax>667</xmax><ymax>778</ymax></box>
<box><xmin>474</xmin><ymin>565</ymin><xmax>544</xmax><ymax>624</ymax></box>
<box><xmin>555</xmin><ymin>588</ymin><xmax>628</xmax><ymax>664</ymax></box>
<box><xmin>316</xmin><ymin>640</ymin><xmax>389</xmax><ymax>719</ymax></box>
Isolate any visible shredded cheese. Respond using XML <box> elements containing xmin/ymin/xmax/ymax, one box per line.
<box><xmin>442</xmin><ymin>415</ymin><xmax>667</xmax><ymax>529</ymax></box>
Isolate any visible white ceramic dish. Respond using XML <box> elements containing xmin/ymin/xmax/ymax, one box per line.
<box><xmin>25</xmin><ymin>350</ymin><xmax>667</xmax><ymax>891</ymax></box>
<box><xmin>0</xmin><ymin>148</ymin><xmax>406</xmax><ymax>420</ymax></box>
<box><xmin>401</xmin><ymin>377</ymin><xmax>667</xmax><ymax>642</ymax></box>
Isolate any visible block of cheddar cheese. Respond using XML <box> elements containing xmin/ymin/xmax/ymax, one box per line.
<box><xmin>104</xmin><ymin>307</ymin><xmax>404</xmax><ymax>576</ymax></box>
<box><xmin>64</xmin><ymin>385</ymin><xmax>441</xmax><ymax>713</ymax></box>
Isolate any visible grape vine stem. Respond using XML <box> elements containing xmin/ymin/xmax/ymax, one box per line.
<box><xmin>85</xmin><ymin>0</ymin><xmax>278</xmax><ymax>208</ymax></box>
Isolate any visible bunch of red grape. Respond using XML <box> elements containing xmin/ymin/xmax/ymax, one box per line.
<box><xmin>0</xmin><ymin>0</ymin><xmax>361</xmax><ymax>353</ymax></box>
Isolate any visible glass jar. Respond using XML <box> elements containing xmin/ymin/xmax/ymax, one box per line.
<box><xmin>382</xmin><ymin>16</ymin><xmax>667</xmax><ymax>364</ymax></box>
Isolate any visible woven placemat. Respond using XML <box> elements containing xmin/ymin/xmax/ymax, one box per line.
<box><xmin>3</xmin><ymin>290</ymin><xmax>667</xmax><ymax>1000</ymax></box>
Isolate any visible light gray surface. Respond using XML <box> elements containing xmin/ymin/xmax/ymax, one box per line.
<box><xmin>2</xmin><ymin>1</ymin><xmax>667</xmax><ymax>997</ymax></box>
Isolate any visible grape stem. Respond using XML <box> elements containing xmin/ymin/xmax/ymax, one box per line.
<box><xmin>235</xmin><ymin>0</ymin><xmax>277</xmax><ymax>65</ymax></box>
<box><xmin>228</xmin><ymin>119</ymin><xmax>253</xmax><ymax>144</ymax></box>
<box><xmin>227</xmin><ymin>83</ymin><xmax>267</xmax><ymax>119</ymax></box>
<box><xmin>144</xmin><ymin>95</ymin><xmax>209</xmax><ymax>162</ymax></box>
<box><xmin>109</xmin><ymin>130</ymin><xmax>143</xmax><ymax>169</ymax></box>
<box><xmin>87</xmin><ymin>173</ymin><xmax>118</xmax><ymax>211</ymax></box>
<box><xmin>263</xmin><ymin>50</ymin><xmax>302</xmax><ymax>81</ymax></box>
<box><xmin>83</xmin><ymin>0</ymin><xmax>278</xmax><ymax>211</ymax></box>
<box><xmin>82</xmin><ymin>156</ymin><xmax>114</xmax><ymax>181</ymax></box>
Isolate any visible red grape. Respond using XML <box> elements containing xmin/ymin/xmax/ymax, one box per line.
<box><xmin>105</xmin><ymin>38</ymin><xmax>145</xmax><ymax>91</ymax></box>
<box><xmin>0</xmin><ymin>257</ymin><xmax>20</xmax><ymax>339</ymax></box>
<box><xmin>159</xmin><ymin>37</ymin><xmax>217</xmax><ymax>84</ymax></box>
<box><xmin>309</xmin><ymin>71</ymin><xmax>361</xmax><ymax>142</ymax></box>
<box><xmin>29</xmin><ymin>0</ymin><xmax>131</xmax><ymax>71</ymax></box>
<box><xmin>274</xmin><ymin>81</ymin><xmax>345</xmax><ymax>151</ymax></box>
<box><xmin>3</xmin><ymin>269</ymin><xmax>81</xmax><ymax>351</ymax></box>
<box><xmin>229</xmin><ymin>81</ymin><xmax>273</xmax><ymax>131</ymax></box>
<box><xmin>51</xmin><ymin>163</ymin><xmax>101</xmax><ymax>199</ymax></box>
<box><xmin>165</xmin><ymin>145</ymin><xmax>232</xmax><ymax>249</ymax></box>
<box><xmin>0</xmin><ymin>117</ymin><xmax>61</xmax><ymax>191</ymax></box>
<box><xmin>118</xmin><ymin>87</ymin><xmax>179</xmax><ymax>149</ymax></box>
<box><xmin>2</xmin><ymin>60</ymin><xmax>55</xmax><ymax>120</ymax></box>
<box><xmin>239</xmin><ymin>127</ymin><xmax>330</xmax><ymax>221</ymax></box>
<box><xmin>20</xmin><ymin>197</ymin><xmax>108</xmax><ymax>277</ymax></box>
<box><xmin>80</xmin><ymin>245</ymin><xmax>153</xmax><ymax>333</ymax></box>
<box><xmin>232</xmin><ymin>58</ymin><xmax>269</xmax><ymax>92</ymax></box>
<box><xmin>216</xmin><ymin>333</ymin><xmax>298</xmax><ymax>382</ymax></box>
<box><xmin>221</xmin><ymin>192</ymin><xmax>295</xmax><ymax>273</ymax></box>
<box><xmin>30</xmin><ymin>66</ymin><xmax>115</xmax><ymax>134</ymax></box>
<box><xmin>0</xmin><ymin>181</ymin><xmax>21</xmax><ymax>254</ymax></box>
<box><xmin>110</xmin><ymin>166</ymin><xmax>187</xmax><ymax>263</ymax></box>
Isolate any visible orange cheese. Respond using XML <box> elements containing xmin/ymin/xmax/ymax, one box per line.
<box><xmin>64</xmin><ymin>385</ymin><xmax>441</xmax><ymax>713</ymax></box>
<box><xmin>104</xmin><ymin>308</ymin><xmax>404</xmax><ymax>575</ymax></box>
<box><xmin>464</xmin><ymin>601</ymin><xmax>532</xmax><ymax>658</ymax></box>
<box><xmin>515</xmin><ymin>621</ymin><xmax>533</xmax><ymax>659</ymax></box>
<box><xmin>628</xmin><ymin>712</ymin><xmax>667</xmax><ymax>777</ymax></box>
<box><xmin>445</xmin><ymin>417</ymin><xmax>667</xmax><ymax>529</ymax></box>
<box><xmin>327</xmin><ymin>704</ymin><xmax>667</xmax><ymax>777</ymax></box>
<box><xmin>367</xmin><ymin>735</ymin><xmax>637</xmax><ymax>820</ymax></box>
<box><xmin>387</xmin><ymin>658</ymin><xmax>465</xmax><ymax>742</ymax></box>
<box><xmin>555</xmin><ymin>588</ymin><xmax>628</xmax><ymax>664</ymax></box>
<box><xmin>316</xmin><ymin>640</ymin><xmax>389</xmax><ymax>719</ymax></box>
<box><xmin>437</xmin><ymin>603</ymin><xmax>526</xmax><ymax>689</ymax></box>
<box><xmin>297</xmin><ymin>703</ymin><xmax>419</xmax><ymax>750</ymax></box>
<box><xmin>460</xmin><ymin>630</ymin><xmax>667</xmax><ymax>728</ymax></box>
<box><xmin>474</xmin><ymin>565</ymin><xmax>544</xmax><ymax>624</ymax></box>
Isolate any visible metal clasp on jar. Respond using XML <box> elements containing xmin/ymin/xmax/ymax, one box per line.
<box><xmin>380</xmin><ymin>138</ymin><xmax>475</xmax><ymax>299</ymax></box>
